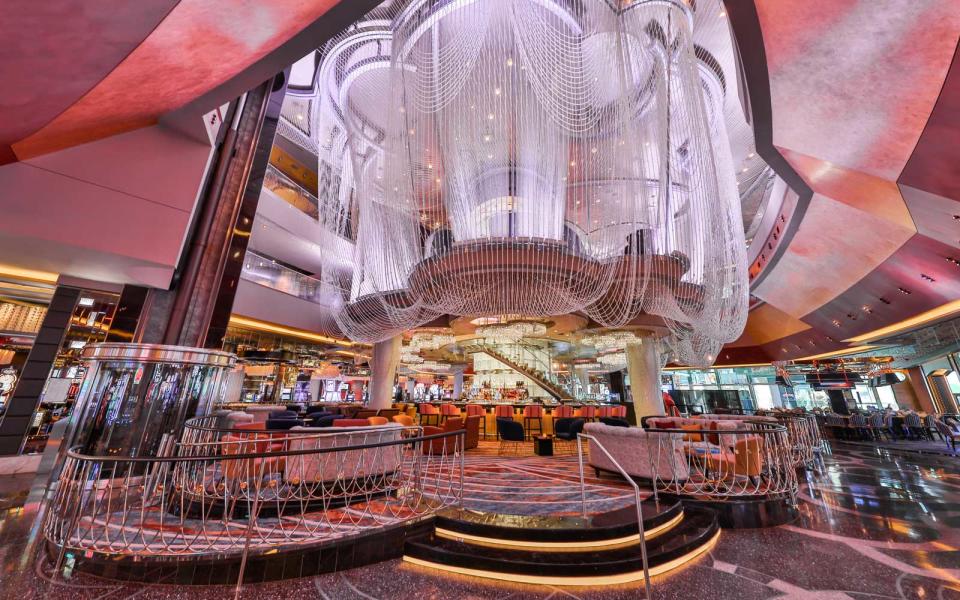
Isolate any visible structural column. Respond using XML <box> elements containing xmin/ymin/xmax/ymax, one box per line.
<box><xmin>125</xmin><ymin>72</ymin><xmax>289</xmax><ymax>349</ymax></box>
<box><xmin>369</xmin><ymin>336</ymin><xmax>402</xmax><ymax>409</ymax></box>
<box><xmin>625</xmin><ymin>334</ymin><xmax>664</xmax><ymax>419</ymax></box>
<box><xmin>452</xmin><ymin>366</ymin><xmax>465</xmax><ymax>399</ymax></box>
<box><xmin>0</xmin><ymin>286</ymin><xmax>80</xmax><ymax>455</ymax></box>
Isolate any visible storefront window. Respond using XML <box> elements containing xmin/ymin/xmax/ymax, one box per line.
<box><xmin>875</xmin><ymin>385</ymin><xmax>899</xmax><ymax>410</ymax></box>
<box><xmin>753</xmin><ymin>384</ymin><xmax>777</xmax><ymax>410</ymax></box>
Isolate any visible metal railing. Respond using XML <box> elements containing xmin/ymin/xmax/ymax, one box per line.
<box><xmin>240</xmin><ymin>250</ymin><xmax>325</xmax><ymax>303</ymax></box>
<box><xmin>43</xmin><ymin>423</ymin><xmax>464</xmax><ymax>592</ymax></box>
<box><xmin>264</xmin><ymin>163</ymin><xmax>320</xmax><ymax>219</ymax></box>
<box><xmin>775</xmin><ymin>414</ymin><xmax>823</xmax><ymax>468</ymax></box>
<box><xmin>583</xmin><ymin>422</ymin><xmax>798</xmax><ymax>501</ymax></box>
<box><xmin>576</xmin><ymin>433</ymin><xmax>652</xmax><ymax>599</ymax></box>
<box><xmin>702</xmin><ymin>413</ymin><xmax>824</xmax><ymax>469</ymax></box>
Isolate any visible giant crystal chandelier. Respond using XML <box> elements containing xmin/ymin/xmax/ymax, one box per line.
<box><xmin>315</xmin><ymin>0</ymin><xmax>748</xmax><ymax>365</ymax></box>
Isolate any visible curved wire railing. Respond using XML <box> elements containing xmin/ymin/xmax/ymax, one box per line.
<box><xmin>584</xmin><ymin>422</ymin><xmax>798</xmax><ymax>501</ymax></box>
<box><xmin>43</xmin><ymin>424</ymin><xmax>464</xmax><ymax>576</ymax></box>
<box><xmin>697</xmin><ymin>413</ymin><xmax>823</xmax><ymax>469</ymax></box>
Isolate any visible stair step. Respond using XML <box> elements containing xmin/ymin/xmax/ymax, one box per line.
<box><xmin>404</xmin><ymin>506</ymin><xmax>719</xmax><ymax>585</ymax></box>
<box><xmin>434</xmin><ymin>499</ymin><xmax>683</xmax><ymax>549</ymax></box>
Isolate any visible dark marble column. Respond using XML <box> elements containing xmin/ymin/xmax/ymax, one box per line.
<box><xmin>128</xmin><ymin>72</ymin><xmax>288</xmax><ymax>349</ymax></box>
<box><xmin>0</xmin><ymin>286</ymin><xmax>79</xmax><ymax>455</ymax></box>
<box><xmin>104</xmin><ymin>285</ymin><xmax>150</xmax><ymax>343</ymax></box>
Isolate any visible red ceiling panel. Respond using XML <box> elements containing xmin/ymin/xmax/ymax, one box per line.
<box><xmin>0</xmin><ymin>1</ymin><xmax>179</xmax><ymax>163</ymax></box>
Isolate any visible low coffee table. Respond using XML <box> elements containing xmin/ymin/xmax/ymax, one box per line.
<box><xmin>533</xmin><ymin>435</ymin><xmax>554</xmax><ymax>456</ymax></box>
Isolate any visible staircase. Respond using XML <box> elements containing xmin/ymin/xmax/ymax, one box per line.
<box><xmin>469</xmin><ymin>343</ymin><xmax>573</xmax><ymax>400</ymax></box>
<box><xmin>404</xmin><ymin>499</ymin><xmax>719</xmax><ymax>586</ymax></box>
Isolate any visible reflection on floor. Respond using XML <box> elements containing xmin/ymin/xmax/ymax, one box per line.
<box><xmin>1</xmin><ymin>442</ymin><xmax>959</xmax><ymax>599</ymax></box>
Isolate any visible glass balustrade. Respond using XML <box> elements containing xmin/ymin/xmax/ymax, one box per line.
<box><xmin>240</xmin><ymin>251</ymin><xmax>324</xmax><ymax>304</ymax></box>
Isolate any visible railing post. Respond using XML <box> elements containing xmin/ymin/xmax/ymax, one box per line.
<box><xmin>235</xmin><ymin>456</ymin><xmax>267</xmax><ymax>600</ymax></box>
<box><xmin>458</xmin><ymin>431</ymin><xmax>465</xmax><ymax>509</ymax></box>
<box><xmin>576</xmin><ymin>435</ymin><xmax>587</xmax><ymax>519</ymax></box>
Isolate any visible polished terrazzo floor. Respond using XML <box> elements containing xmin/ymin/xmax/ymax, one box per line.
<box><xmin>1</xmin><ymin>442</ymin><xmax>959</xmax><ymax>599</ymax></box>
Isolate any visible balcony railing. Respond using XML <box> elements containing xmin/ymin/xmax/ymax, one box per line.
<box><xmin>240</xmin><ymin>251</ymin><xmax>325</xmax><ymax>304</ymax></box>
<box><xmin>263</xmin><ymin>163</ymin><xmax>320</xmax><ymax>220</ymax></box>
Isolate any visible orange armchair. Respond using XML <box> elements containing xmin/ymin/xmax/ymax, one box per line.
<box><xmin>422</xmin><ymin>417</ymin><xmax>469</xmax><ymax>455</ymax></box>
<box><xmin>465</xmin><ymin>404</ymin><xmax>487</xmax><ymax>437</ymax></box>
<box><xmin>393</xmin><ymin>414</ymin><xmax>415</xmax><ymax>427</ymax></box>
<box><xmin>707</xmin><ymin>436</ymin><xmax>763</xmax><ymax>479</ymax></box>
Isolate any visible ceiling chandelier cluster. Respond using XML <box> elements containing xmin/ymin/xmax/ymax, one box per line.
<box><xmin>408</xmin><ymin>331</ymin><xmax>455</xmax><ymax>351</ymax></box>
<box><xmin>314</xmin><ymin>0</ymin><xmax>748</xmax><ymax>365</ymax></box>
<box><xmin>475</xmin><ymin>321</ymin><xmax>547</xmax><ymax>344</ymax></box>
<box><xmin>597</xmin><ymin>352</ymin><xmax>628</xmax><ymax>367</ymax></box>
<box><xmin>417</xmin><ymin>360</ymin><xmax>450</xmax><ymax>372</ymax></box>
<box><xmin>400</xmin><ymin>348</ymin><xmax>424</xmax><ymax>364</ymax></box>
<box><xmin>582</xmin><ymin>331</ymin><xmax>639</xmax><ymax>352</ymax></box>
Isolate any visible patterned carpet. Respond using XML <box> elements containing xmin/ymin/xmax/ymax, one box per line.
<box><xmin>449</xmin><ymin>440</ymin><xmax>637</xmax><ymax>516</ymax></box>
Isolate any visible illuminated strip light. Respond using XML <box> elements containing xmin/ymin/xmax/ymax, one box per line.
<box><xmin>0</xmin><ymin>263</ymin><xmax>58</xmax><ymax>284</ymax></box>
<box><xmin>228</xmin><ymin>315</ymin><xmax>361</xmax><ymax>347</ymax></box>
<box><xmin>843</xmin><ymin>299</ymin><xmax>960</xmax><ymax>344</ymax></box>
<box><xmin>434</xmin><ymin>512</ymin><xmax>683</xmax><ymax>552</ymax></box>
<box><xmin>403</xmin><ymin>529</ymin><xmax>720</xmax><ymax>586</ymax></box>
<box><xmin>663</xmin><ymin>362</ymin><xmax>772</xmax><ymax>370</ymax></box>
<box><xmin>794</xmin><ymin>345</ymin><xmax>877</xmax><ymax>361</ymax></box>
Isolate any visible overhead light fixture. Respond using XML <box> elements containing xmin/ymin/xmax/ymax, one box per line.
<box><xmin>312</xmin><ymin>0</ymin><xmax>749</xmax><ymax>368</ymax></box>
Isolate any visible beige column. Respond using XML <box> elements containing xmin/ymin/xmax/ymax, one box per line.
<box><xmin>369</xmin><ymin>335</ymin><xmax>402</xmax><ymax>409</ymax></box>
<box><xmin>625</xmin><ymin>335</ymin><xmax>664</xmax><ymax>418</ymax></box>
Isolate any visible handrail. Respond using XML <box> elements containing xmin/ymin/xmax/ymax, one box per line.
<box><xmin>576</xmin><ymin>432</ymin><xmax>652</xmax><ymax>599</ymax></box>
<box><xmin>592</xmin><ymin>421</ymin><xmax>798</xmax><ymax>501</ymax></box>
<box><xmin>63</xmin><ymin>427</ymin><xmax>462</xmax><ymax>464</ymax></box>
<box><xmin>43</xmin><ymin>425</ymin><xmax>466</xmax><ymax>597</ymax></box>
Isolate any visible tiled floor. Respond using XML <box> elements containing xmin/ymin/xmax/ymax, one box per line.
<box><xmin>2</xmin><ymin>442</ymin><xmax>960</xmax><ymax>599</ymax></box>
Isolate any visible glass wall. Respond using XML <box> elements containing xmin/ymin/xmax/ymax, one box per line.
<box><xmin>662</xmin><ymin>366</ymin><xmax>778</xmax><ymax>413</ymax></box>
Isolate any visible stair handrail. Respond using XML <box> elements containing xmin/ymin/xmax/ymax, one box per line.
<box><xmin>576</xmin><ymin>432</ymin><xmax>653</xmax><ymax>599</ymax></box>
<box><xmin>474</xmin><ymin>344</ymin><xmax>570</xmax><ymax>399</ymax></box>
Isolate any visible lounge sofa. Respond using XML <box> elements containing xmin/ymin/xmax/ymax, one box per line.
<box><xmin>583</xmin><ymin>422</ymin><xmax>690</xmax><ymax>482</ymax></box>
<box><xmin>245</xmin><ymin>405</ymin><xmax>288</xmax><ymax>425</ymax></box>
<box><xmin>283</xmin><ymin>424</ymin><xmax>405</xmax><ymax>485</ymax></box>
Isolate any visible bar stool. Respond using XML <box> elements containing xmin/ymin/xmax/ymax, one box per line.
<box><xmin>419</xmin><ymin>403</ymin><xmax>440</xmax><ymax>426</ymax></box>
<box><xmin>522</xmin><ymin>405</ymin><xmax>544</xmax><ymax>440</ymax></box>
<box><xmin>598</xmin><ymin>405</ymin><xmax>616</xmax><ymax>419</ymax></box>
<box><xmin>553</xmin><ymin>405</ymin><xmax>575</xmax><ymax>419</ymax></box>
<box><xmin>494</xmin><ymin>405</ymin><xmax>515</xmax><ymax>438</ymax></box>
<box><xmin>614</xmin><ymin>404</ymin><xmax>628</xmax><ymax>418</ymax></box>
<box><xmin>466</xmin><ymin>404</ymin><xmax>487</xmax><ymax>438</ymax></box>
<box><xmin>574</xmin><ymin>405</ymin><xmax>597</xmax><ymax>422</ymax></box>
<box><xmin>440</xmin><ymin>403</ymin><xmax>461</xmax><ymax>424</ymax></box>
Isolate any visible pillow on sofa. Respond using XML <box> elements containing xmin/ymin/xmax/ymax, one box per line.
<box><xmin>680</xmin><ymin>423</ymin><xmax>702</xmax><ymax>442</ymax></box>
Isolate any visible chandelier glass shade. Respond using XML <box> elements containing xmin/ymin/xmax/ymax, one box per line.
<box><xmin>597</xmin><ymin>352</ymin><xmax>628</xmax><ymax>367</ymax></box>
<box><xmin>400</xmin><ymin>348</ymin><xmax>424</xmax><ymax>364</ymax></box>
<box><xmin>314</xmin><ymin>0</ymin><xmax>749</xmax><ymax>364</ymax></box>
<box><xmin>408</xmin><ymin>331</ymin><xmax>455</xmax><ymax>351</ymax></box>
<box><xmin>417</xmin><ymin>360</ymin><xmax>450</xmax><ymax>372</ymax></box>
<box><xmin>582</xmin><ymin>331</ymin><xmax>639</xmax><ymax>352</ymax></box>
<box><xmin>475</xmin><ymin>321</ymin><xmax>547</xmax><ymax>344</ymax></box>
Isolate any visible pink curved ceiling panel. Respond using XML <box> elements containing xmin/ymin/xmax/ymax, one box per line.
<box><xmin>751</xmin><ymin>192</ymin><xmax>915</xmax><ymax>319</ymax></box>
<box><xmin>757</xmin><ymin>0</ymin><xmax>960</xmax><ymax>180</ymax></box>
<box><xmin>0</xmin><ymin>0</ymin><xmax>179</xmax><ymax>163</ymax></box>
<box><xmin>12</xmin><ymin>0</ymin><xmax>341</xmax><ymax>159</ymax></box>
